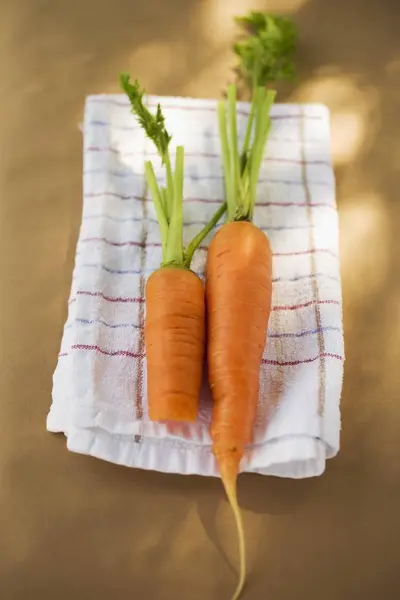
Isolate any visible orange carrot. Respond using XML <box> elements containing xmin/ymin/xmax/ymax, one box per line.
<box><xmin>145</xmin><ymin>267</ymin><xmax>205</xmax><ymax>422</ymax></box>
<box><xmin>121</xmin><ymin>74</ymin><xmax>226</xmax><ymax>423</ymax></box>
<box><xmin>207</xmin><ymin>221</ymin><xmax>272</xmax><ymax>597</ymax></box>
<box><xmin>207</xmin><ymin>83</ymin><xmax>275</xmax><ymax>598</ymax></box>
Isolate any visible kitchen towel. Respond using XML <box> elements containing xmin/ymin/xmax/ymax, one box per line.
<box><xmin>47</xmin><ymin>93</ymin><xmax>344</xmax><ymax>479</ymax></box>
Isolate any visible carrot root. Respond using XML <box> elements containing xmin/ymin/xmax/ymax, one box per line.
<box><xmin>218</xmin><ymin>454</ymin><xmax>246</xmax><ymax>600</ymax></box>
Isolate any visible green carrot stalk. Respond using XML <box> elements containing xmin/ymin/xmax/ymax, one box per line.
<box><xmin>227</xmin><ymin>85</ymin><xmax>241</xmax><ymax>210</ymax></box>
<box><xmin>217</xmin><ymin>102</ymin><xmax>234</xmax><ymax>221</ymax></box>
<box><xmin>166</xmin><ymin>146</ymin><xmax>184</xmax><ymax>265</ymax></box>
<box><xmin>144</xmin><ymin>161</ymin><xmax>168</xmax><ymax>255</ymax></box>
<box><xmin>184</xmin><ymin>202</ymin><xmax>226</xmax><ymax>269</ymax></box>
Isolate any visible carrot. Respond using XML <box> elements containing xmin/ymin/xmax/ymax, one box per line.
<box><xmin>146</xmin><ymin>267</ymin><xmax>204</xmax><ymax>422</ymax></box>
<box><xmin>207</xmin><ymin>221</ymin><xmax>272</xmax><ymax>597</ymax></box>
<box><xmin>207</xmin><ymin>57</ymin><xmax>280</xmax><ymax>597</ymax></box>
<box><xmin>121</xmin><ymin>74</ymin><xmax>226</xmax><ymax>422</ymax></box>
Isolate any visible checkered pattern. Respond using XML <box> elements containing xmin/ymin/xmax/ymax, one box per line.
<box><xmin>47</xmin><ymin>94</ymin><xmax>344</xmax><ymax>479</ymax></box>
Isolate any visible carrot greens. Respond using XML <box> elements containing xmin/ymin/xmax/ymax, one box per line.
<box><xmin>120</xmin><ymin>74</ymin><xmax>226</xmax><ymax>269</ymax></box>
<box><xmin>234</xmin><ymin>12</ymin><xmax>297</xmax><ymax>88</ymax></box>
<box><xmin>218</xmin><ymin>12</ymin><xmax>297</xmax><ymax>223</ymax></box>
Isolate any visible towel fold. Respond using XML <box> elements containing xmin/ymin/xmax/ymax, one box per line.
<box><xmin>47</xmin><ymin>93</ymin><xmax>344</xmax><ymax>479</ymax></box>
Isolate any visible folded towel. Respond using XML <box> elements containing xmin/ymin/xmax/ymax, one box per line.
<box><xmin>47</xmin><ymin>93</ymin><xmax>344</xmax><ymax>479</ymax></box>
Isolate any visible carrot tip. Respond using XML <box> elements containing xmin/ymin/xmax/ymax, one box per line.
<box><xmin>218</xmin><ymin>455</ymin><xmax>246</xmax><ymax>600</ymax></box>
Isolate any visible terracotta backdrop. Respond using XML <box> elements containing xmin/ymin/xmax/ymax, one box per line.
<box><xmin>1</xmin><ymin>0</ymin><xmax>399</xmax><ymax>598</ymax></box>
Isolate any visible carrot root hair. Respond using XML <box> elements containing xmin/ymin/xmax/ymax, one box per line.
<box><xmin>218</xmin><ymin>455</ymin><xmax>246</xmax><ymax>600</ymax></box>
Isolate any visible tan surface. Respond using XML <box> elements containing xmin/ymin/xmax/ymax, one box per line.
<box><xmin>1</xmin><ymin>0</ymin><xmax>399</xmax><ymax>598</ymax></box>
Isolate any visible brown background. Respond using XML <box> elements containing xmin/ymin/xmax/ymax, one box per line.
<box><xmin>1</xmin><ymin>0</ymin><xmax>399</xmax><ymax>598</ymax></box>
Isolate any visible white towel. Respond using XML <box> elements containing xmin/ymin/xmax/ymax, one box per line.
<box><xmin>47</xmin><ymin>93</ymin><xmax>344</xmax><ymax>479</ymax></box>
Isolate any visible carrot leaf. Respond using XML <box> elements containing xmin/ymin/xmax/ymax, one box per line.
<box><xmin>234</xmin><ymin>12</ymin><xmax>297</xmax><ymax>88</ymax></box>
<box><xmin>120</xmin><ymin>74</ymin><xmax>172</xmax><ymax>158</ymax></box>
<box><xmin>120</xmin><ymin>74</ymin><xmax>174</xmax><ymax>221</ymax></box>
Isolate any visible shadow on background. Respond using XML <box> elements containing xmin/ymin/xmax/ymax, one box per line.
<box><xmin>1</xmin><ymin>0</ymin><xmax>399</xmax><ymax>599</ymax></box>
